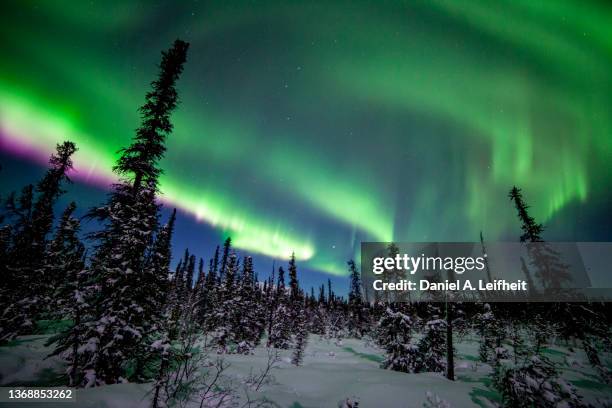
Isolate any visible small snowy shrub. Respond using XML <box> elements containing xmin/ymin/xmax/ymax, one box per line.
<box><xmin>494</xmin><ymin>355</ymin><xmax>585</xmax><ymax>408</ymax></box>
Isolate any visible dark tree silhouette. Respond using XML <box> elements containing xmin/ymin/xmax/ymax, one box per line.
<box><xmin>508</xmin><ymin>186</ymin><xmax>543</xmax><ymax>243</ymax></box>
<box><xmin>0</xmin><ymin>141</ymin><xmax>77</xmax><ymax>342</ymax></box>
<box><xmin>72</xmin><ymin>40</ymin><xmax>189</xmax><ymax>386</ymax></box>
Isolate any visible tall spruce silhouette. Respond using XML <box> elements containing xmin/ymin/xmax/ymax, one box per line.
<box><xmin>75</xmin><ymin>40</ymin><xmax>189</xmax><ymax>386</ymax></box>
<box><xmin>347</xmin><ymin>259</ymin><xmax>366</xmax><ymax>337</ymax></box>
<box><xmin>47</xmin><ymin>202</ymin><xmax>86</xmax><ymax>386</ymax></box>
<box><xmin>0</xmin><ymin>142</ymin><xmax>77</xmax><ymax>342</ymax></box>
<box><xmin>508</xmin><ymin>186</ymin><xmax>543</xmax><ymax>243</ymax></box>
<box><xmin>115</xmin><ymin>41</ymin><xmax>189</xmax><ymax>193</ymax></box>
<box><xmin>509</xmin><ymin>186</ymin><xmax>570</xmax><ymax>291</ymax></box>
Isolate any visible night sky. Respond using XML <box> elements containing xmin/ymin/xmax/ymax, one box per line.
<box><xmin>1</xmin><ymin>1</ymin><xmax>611</xmax><ymax>290</ymax></box>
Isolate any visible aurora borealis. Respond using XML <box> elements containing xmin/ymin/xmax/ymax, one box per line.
<box><xmin>1</xmin><ymin>1</ymin><xmax>611</xmax><ymax>281</ymax></box>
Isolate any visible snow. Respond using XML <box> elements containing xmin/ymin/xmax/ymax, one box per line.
<box><xmin>0</xmin><ymin>334</ymin><xmax>610</xmax><ymax>407</ymax></box>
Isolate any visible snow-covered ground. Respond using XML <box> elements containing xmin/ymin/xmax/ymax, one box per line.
<box><xmin>0</xmin><ymin>334</ymin><xmax>610</xmax><ymax>407</ymax></box>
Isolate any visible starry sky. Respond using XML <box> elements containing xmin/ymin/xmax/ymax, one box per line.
<box><xmin>1</xmin><ymin>1</ymin><xmax>611</xmax><ymax>290</ymax></box>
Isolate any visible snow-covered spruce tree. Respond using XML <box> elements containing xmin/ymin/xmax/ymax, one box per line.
<box><xmin>0</xmin><ymin>185</ymin><xmax>33</xmax><ymax>341</ymax></box>
<box><xmin>149</xmin><ymin>208</ymin><xmax>177</xmax><ymax>312</ymax></box>
<box><xmin>474</xmin><ymin>303</ymin><xmax>506</xmax><ymax>363</ymax></box>
<box><xmin>494</xmin><ymin>355</ymin><xmax>586</xmax><ymax>408</ymax></box>
<box><xmin>45</xmin><ymin>202</ymin><xmax>86</xmax><ymax>319</ymax></box>
<box><xmin>326</xmin><ymin>302</ymin><xmax>348</xmax><ymax>342</ymax></box>
<box><xmin>73</xmin><ymin>40</ymin><xmax>189</xmax><ymax>386</ymax></box>
<box><xmin>308</xmin><ymin>285</ymin><xmax>327</xmax><ymax>335</ymax></box>
<box><xmin>83</xmin><ymin>180</ymin><xmax>161</xmax><ymax>384</ymax></box>
<box><xmin>0</xmin><ymin>141</ymin><xmax>77</xmax><ymax>341</ymax></box>
<box><xmin>215</xmin><ymin>252</ymin><xmax>239</xmax><ymax>352</ymax></box>
<box><xmin>288</xmin><ymin>253</ymin><xmax>300</xmax><ymax>303</ymax></box>
<box><xmin>202</xmin><ymin>246</ymin><xmax>220</xmax><ymax>331</ymax></box>
<box><xmin>45</xmin><ymin>203</ymin><xmax>86</xmax><ymax>386</ymax></box>
<box><xmin>377</xmin><ymin>307</ymin><xmax>419</xmax><ymax>373</ymax></box>
<box><xmin>508</xmin><ymin>320</ymin><xmax>527</xmax><ymax>365</ymax></box>
<box><xmin>264</xmin><ymin>266</ymin><xmax>277</xmax><ymax>343</ymax></box>
<box><xmin>173</xmin><ymin>248</ymin><xmax>191</xmax><ymax>306</ymax></box>
<box><xmin>268</xmin><ymin>266</ymin><xmax>292</xmax><ymax>349</ymax></box>
<box><xmin>288</xmin><ymin>253</ymin><xmax>307</xmax><ymax>333</ymax></box>
<box><xmin>132</xmin><ymin>209</ymin><xmax>177</xmax><ymax>381</ymax></box>
<box><xmin>4</xmin><ymin>142</ymin><xmax>77</xmax><ymax>289</ymax></box>
<box><xmin>328</xmin><ymin>278</ymin><xmax>335</xmax><ymax>305</ymax></box>
<box><xmin>347</xmin><ymin>259</ymin><xmax>368</xmax><ymax>338</ymax></box>
<box><xmin>192</xmin><ymin>257</ymin><xmax>208</xmax><ymax>326</ymax></box>
<box><xmin>234</xmin><ymin>256</ymin><xmax>264</xmax><ymax>353</ymax></box>
<box><xmin>218</xmin><ymin>237</ymin><xmax>232</xmax><ymax>283</ymax></box>
<box><xmin>530</xmin><ymin>313</ymin><xmax>556</xmax><ymax>356</ymax></box>
<box><xmin>291</xmin><ymin>324</ymin><xmax>308</xmax><ymax>366</ymax></box>
<box><xmin>151</xmin><ymin>233</ymin><xmax>189</xmax><ymax>395</ymax></box>
<box><xmin>30</xmin><ymin>141</ymin><xmax>77</xmax><ymax>265</ymax></box>
<box><xmin>253</xmin><ymin>270</ymin><xmax>267</xmax><ymax>331</ymax></box>
<box><xmin>417</xmin><ymin>316</ymin><xmax>447</xmax><ymax>374</ymax></box>
<box><xmin>166</xmin><ymin>249</ymin><xmax>188</xmax><ymax>338</ymax></box>
<box><xmin>287</xmin><ymin>254</ymin><xmax>309</xmax><ymax>364</ymax></box>
<box><xmin>184</xmin><ymin>253</ymin><xmax>196</xmax><ymax>297</ymax></box>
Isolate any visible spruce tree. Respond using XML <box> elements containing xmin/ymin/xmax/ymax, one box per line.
<box><xmin>494</xmin><ymin>355</ymin><xmax>585</xmax><ymax>408</ymax></box>
<box><xmin>264</xmin><ymin>265</ymin><xmax>276</xmax><ymax>344</ymax></box>
<box><xmin>417</xmin><ymin>316</ymin><xmax>447</xmax><ymax>374</ymax></box>
<box><xmin>0</xmin><ymin>186</ymin><xmax>34</xmax><ymax>342</ymax></box>
<box><xmin>235</xmin><ymin>256</ymin><xmax>264</xmax><ymax>353</ymax></box>
<box><xmin>74</xmin><ymin>40</ymin><xmax>189</xmax><ymax>385</ymax></box>
<box><xmin>169</xmin><ymin>251</ymin><xmax>187</xmax><ymax>319</ymax></box>
<box><xmin>134</xmin><ymin>209</ymin><xmax>177</xmax><ymax>380</ymax></box>
<box><xmin>47</xmin><ymin>203</ymin><xmax>87</xmax><ymax>386</ymax></box>
<box><xmin>287</xmin><ymin>253</ymin><xmax>306</xmax><ymax>334</ymax></box>
<box><xmin>508</xmin><ymin>186</ymin><xmax>543</xmax><ymax>243</ymax></box>
<box><xmin>184</xmin><ymin>254</ymin><xmax>196</xmax><ymax>296</ymax></box>
<box><xmin>347</xmin><ymin>260</ymin><xmax>367</xmax><ymax>337</ymax></box>
<box><xmin>328</xmin><ymin>279</ymin><xmax>335</xmax><ymax>305</ymax></box>
<box><xmin>509</xmin><ymin>186</ymin><xmax>571</xmax><ymax>290</ymax></box>
<box><xmin>475</xmin><ymin>303</ymin><xmax>506</xmax><ymax>363</ymax></box>
<box><xmin>215</xmin><ymin>252</ymin><xmax>239</xmax><ymax>352</ymax></box>
<box><xmin>193</xmin><ymin>257</ymin><xmax>207</xmax><ymax>325</ymax></box>
<box><xmin>318</xmin><ymin>284</ymin><xmax>326</xmax><ymax>304</ymax></box>
<box><xmin>203</xmin><ymin>246</ymin><xmax>220</xmax><ymax>331</ymax></box>
<box><xmin>288</xmin><ymin>252</ymin><xmax>300</xmax><ymax>302</ymax></box>
<box><xmin>147</xmin><ymin>208</ymin><xmax>177</xmax><ymax>314</ymax></box>
<box><xmin>0</xmin><ymin>142</ymin><xmax>77</xmax><ymax>341</ymax></box>
<box><xmin>377</xmin><ymin>307</ymin><xmax>419</xmax><ymax>373</ymax></box>
<box><xmin>268</xmin><ymin>266</ymin><xmax>292</xmax><ymax>349</ymax></box>
<box><xmin>218</xmin><ymin>237</ymin><xmax>232</xmax><ymax>282</ymax></box>
<box><xmin>45</xmin><ymin>202</ymin><xmax>86</xmax><ymax>318</ymax></box>
<box><xmin>292</xmin><ymin>327</ymin><xmax>308</xmax><ymax>366</ymax></box>
<box><xmin>287</xmin><ymin>254</ymin><xmax>308</xmax><ymax>360</ymax></box>
<box><xmin>30</xmin><ymin>141</ymin><xmax>77</xmax><ymax>256</ymax></box>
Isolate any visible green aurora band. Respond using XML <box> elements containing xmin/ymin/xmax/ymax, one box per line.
<box><xmin>1</xmin><ymin>1</ymin><xmax>611</xmax><ymax>276</ymax></box>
